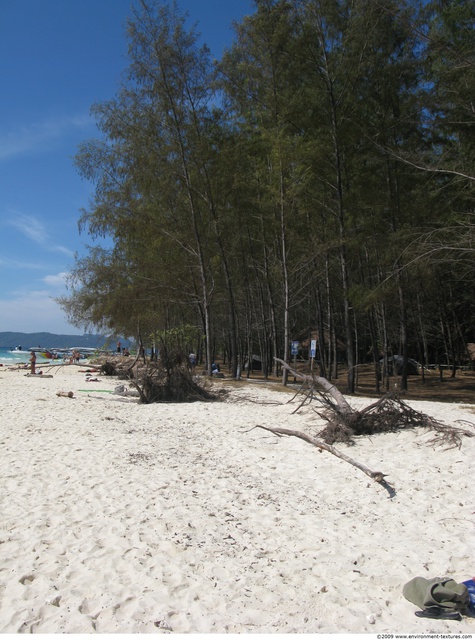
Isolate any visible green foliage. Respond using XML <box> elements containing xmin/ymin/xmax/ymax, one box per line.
<box><xmin>152</xmin><ymin>324</ymin><xmax>204</xmax><ymax>353</ymax></box>
<box><xmin>61</xmin><ymin>0</ymin><xmax>475</xmax><ymax>385</ymax></box>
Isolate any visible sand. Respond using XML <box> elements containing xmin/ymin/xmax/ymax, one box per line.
<box><xmin>0</xmin><ymin>363</ymin><xmax>474</xmax><ymax>634</ymax></box>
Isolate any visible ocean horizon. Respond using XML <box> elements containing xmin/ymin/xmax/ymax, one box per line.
<box><xmin>0</xmin><ymin>344</ymin><xmax>120</xmax><ymax>366</ymax></box>
<box><xmin>0</xmin><ymin>348</ymin><xmax>52</xmax><ymax>365</ymax></box>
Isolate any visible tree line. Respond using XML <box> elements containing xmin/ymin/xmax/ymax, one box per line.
<box><xmin>59</xmin><ymin>0</ymin><xmax>474</xmax><ymax>392</ymax></box>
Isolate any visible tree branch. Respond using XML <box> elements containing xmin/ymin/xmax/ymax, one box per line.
<box><xmin>254</xmin><ymin>424</ymin><xmax>395</xmax><ymax>498</ymax></box>
<box><xmin>274</xmin><ymin>357</ymin><xmax>353</xmax><ymax>414</ymax></box>
<box><xmin>374</xmin><ymin>143</ymin><xmax>475</xmax><ymax>182</ymax></box>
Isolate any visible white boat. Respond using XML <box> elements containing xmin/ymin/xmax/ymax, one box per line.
<box><xmin>47</xmin><ymin>347</ymin><xmax>108</xmax><ymax>360</ymax></box>
<box><xmin>9</xmin><ymin>347</ymin><xmax>30</xmax><ymax>354</ymax></box>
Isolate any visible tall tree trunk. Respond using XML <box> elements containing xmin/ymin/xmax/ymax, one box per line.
<box><xmin>280</xmin><ymin>162</ymin><xmax>291</xmax><ymax>386</ymax></box>
<box><xmin>397</xmin><ymin>273</ymin><xmax>408</xmax><ymax>391</ymax></box>
<box><xmin>320</xmin><ymin>34</ymin><xmax>355</xmax><ymax>393</ymax></box>
<box><xmin>368</xmin><ymin>310</ymin><xmax>381</xmax><ymax>393</ymax></box>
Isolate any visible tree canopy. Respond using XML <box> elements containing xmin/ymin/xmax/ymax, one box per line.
<box><xmin>60</xmin><ymin>0</ymin><xmax>475</xmax><ymax>389</ymax></box>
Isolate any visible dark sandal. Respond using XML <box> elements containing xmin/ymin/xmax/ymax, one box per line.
<box><xmin>415</xmin><ymin>607</ymin><xmax>462</xmax><ymax>621</ymax></box>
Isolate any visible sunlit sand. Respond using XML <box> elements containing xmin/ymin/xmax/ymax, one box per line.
<box><xmin>0</xmin><ymin>364</ymin><xmax>473</xmax><ymax>633</ymax></box>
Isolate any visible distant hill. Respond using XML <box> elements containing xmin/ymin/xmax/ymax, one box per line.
<box><xmin>0</xmin><ymin>332</ymin><xmax>127</xmax><ymax>350</ymax></box>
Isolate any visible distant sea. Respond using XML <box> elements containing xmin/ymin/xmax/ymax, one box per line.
<box><xmin>0</xmin><ymin>348</ymin><xmax>54</xmax><ymax>366</ymax></box>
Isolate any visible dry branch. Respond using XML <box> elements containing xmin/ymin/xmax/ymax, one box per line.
<box><xmin>255</xmin><ymin>424</ymin><xmax>385</xmax><ymax>481</ymax></box>
<box><xmin>254</xmin><ymin>424</ymin><xmax>394</xmax><ymax>497</ymax></box>
<box><xmin>275</xmin><ymin>358</ymin><xmax>353</xmax><ymax>414</ymax></box>
<box><xmin>130</xmin><ymin>361</ymin><xmax>216</xmax><ymax>404</ymax></box>
<box><xmin>275</xmin><ymin>358</ymin><xmax>474</xmax><ymax>448</ymax></box>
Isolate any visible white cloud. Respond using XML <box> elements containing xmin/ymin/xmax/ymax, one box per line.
<box><xmin>52</xmin><ymin>245</ymin><xmax>75</xmax><ymax>258</ymax></box>
<box><xmin>0</xmin><ymin>113</ymin><xmax>94</xmax><ymax>161</ymax></box>
<box><xmin>0</xmin><ymin>291</ymin><xmax>80</xmax><ymax>334</ymax></box>
<box><xmin>0</xmin><ymin>257</ymin><xmax>46</xmax><ymax>270</ymax></box>
<box><xmin>42</xmin><ymin>272</ymin><xmax>69</xmax><ymax>287</ymax></box>
<box><xmin>9</xmin><ymin>214</ymin><xmax>48</xmax><ymax>244</ymax></box>
<box><xmin>4</xmin><ymin>211</ymin><xmax>75</xmax><ymax>258</ymax></box>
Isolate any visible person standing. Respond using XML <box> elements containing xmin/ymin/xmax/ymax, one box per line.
<box><xmin>29</xmin><ymin>350</ymin><xmax>36</xmax><ymax>375</ymax></box>
<box><xmin>117</xmin><ymin>341</ymin><xmax>121</xmax><ymax>353</ymax></box>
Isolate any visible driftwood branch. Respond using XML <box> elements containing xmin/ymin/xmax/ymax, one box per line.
<box><xmin>275</xmin><ymin>358</ymin><xmax>473</xmax><ymax>448</ymax></box>
<box><xmin>254</xmin><ymin>424</ymin><xmax>395</xmax><ymax>497</ymax></box>
<box><xmin>275</xmin><ymin>358</ymin><xmax>353</xmax><ymax>414</ymax></box>
<box><xmin>251</xmin><ymin>359</ymin><xmax>473</xmax><ymax>500</ymax></box>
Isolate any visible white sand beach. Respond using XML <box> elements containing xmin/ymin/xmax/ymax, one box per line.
<box><xmin>0</xmin><ymin>363</ymin><xmax>474</xmax><ymax>634</ymax></box>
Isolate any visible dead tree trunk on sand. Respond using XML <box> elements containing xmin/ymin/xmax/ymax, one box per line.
<box><xmin>254</xmin><ymin>423</ymin><xmax>390</xmax><ymax>489</ymax></box>
<box><xmin>273</xmin><ymin>357</ymin><xmax>353</xmax><ymax>415</ymax></box>
<box><xmin>251</xmin><ymin>359</ymin><xmax>474</xmax><ymax>497</ymax></box>
<box><xmin>275</xmin><ymin>358</ymin><xmax>473</xmax><ymax>449</ymax></box>
<box><xmin>253</xmin><ymin>358</ymin><xmax>393</xmax><ymax>496</ymax></box>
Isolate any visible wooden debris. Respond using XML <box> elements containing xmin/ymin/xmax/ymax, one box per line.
<box><xmin>276</xmin><ymin>359</ymin><xmax>474</xmax><ymax>449</ymax></box>
<box><xmin>254</xmin><ymin>424</ymin><xmax>394</xmax><ymax>497</ymax></box>
<box><xmin>56</xmin><ymin>391</ymin><xmax>74</xmax><ymax>398</ymax></box>
<box><xmin>25</xmin><ymin>374</ymin><xmax>54</xmax><ymax>378</ymax></box>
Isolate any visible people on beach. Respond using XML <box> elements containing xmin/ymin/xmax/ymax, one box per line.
<box><xmin>29</xmin><ymin>350</ymin><xmax>36</xmax><ymax>375</ymax></box>
<box><xmin>69</xmin><ymin>350</ymin><xmax>80</xmax><ymax>364</ymax></box>
<box><xmin>117</xmin><ymin>341</ymin><xmax>121</xmax><ymax>353</ymax></box>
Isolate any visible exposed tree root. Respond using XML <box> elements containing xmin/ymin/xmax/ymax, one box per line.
<box><xmin>133</xmin><ymin>365</ymin><xmax>216</xmax><ymax>404</ymax></box>
<box><xmin>249</xmin><ymin>361</ymin><xmax>474</xmax><ymax>498</ymax></box>
<box><xmin>98</xmin><ymin>356</ymin><xmax>217</xmax><ymax>404</ymax></box>
<box><xmin>276</xmin><ymin>359</ymin><xmax>474</xmax><ymax>449</ymax></box>
<box><xmin>317</xmin><ymin>394</ymin><xmax>473</xmax><ymax>448</ymax></box>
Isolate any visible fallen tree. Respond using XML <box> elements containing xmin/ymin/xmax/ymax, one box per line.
<box><xmin>98</xmin><ymin>349</ymin><xmax>217</xmax><ymax>404</ymax></box>
<box><xmin>251</xmin><ymin>360</ymin><xmax>474</xmax><ymax>497</ymax></box>
<box><xmin>253</xmin><ymin>423</ymin><xmax>392</xmax><ymax>493</ymax></box>
<box><xmin>275</xmin><ymin>359</ymin><xmax>474</xmax><ymax>449</ymax></box>
<box><xmin>132</xmin><ymin>363</ymin><xmax>216</xmax><ymax>404</ymax></box>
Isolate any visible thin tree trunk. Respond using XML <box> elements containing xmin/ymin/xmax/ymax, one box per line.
<box><xmin>368</xmin><ymin>310</ymin><xmax>380</xmax><ymax>393</ymax></box>
<box><xmin>280</xmin><ymin>162</ymin><xmax>290</xmax><ymax>387</ymax></box>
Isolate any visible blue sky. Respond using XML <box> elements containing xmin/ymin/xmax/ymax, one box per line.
<box><xmin>0</xmin><ymin>0</ymin><xmax>254</xmax><ymax>335</ymax></box>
